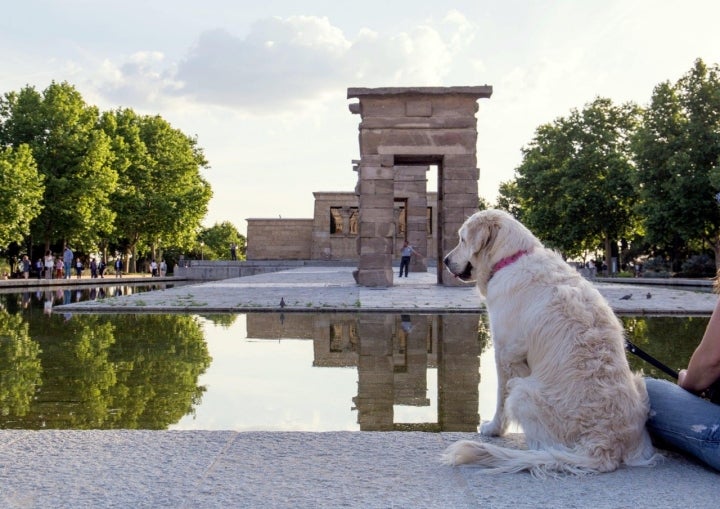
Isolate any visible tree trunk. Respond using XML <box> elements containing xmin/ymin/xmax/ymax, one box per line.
<box><xmin>604</xmin><ymin>235</ymin><xmax>613</xmax><ymax>276</ymax></box>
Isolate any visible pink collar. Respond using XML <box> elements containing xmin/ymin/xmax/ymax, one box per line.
<box><xmin>490</xmin><ymin>249</ymin><xmax>530</xmax><ymax>279</ymax></box>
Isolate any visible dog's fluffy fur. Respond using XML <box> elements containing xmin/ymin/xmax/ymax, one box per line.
<box><xmin>442</xmin><ymin>209</ymin><xmax>658</xmax><ymax>475</ymax></box>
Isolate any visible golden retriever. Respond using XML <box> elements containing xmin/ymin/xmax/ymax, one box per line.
<box><xmin>442</xmin><ymin>209</ymin><xmax>658</xmax><ymax>475</ymax></box>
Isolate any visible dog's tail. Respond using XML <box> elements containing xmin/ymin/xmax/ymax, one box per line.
<box><xmin>441</xmin><ymin>440</ymin><xmax>655</xmax><ymax>477</ymax></box>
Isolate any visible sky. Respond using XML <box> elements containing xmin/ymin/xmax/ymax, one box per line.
<box><xmin>2</xmin><ymin>1</ymin><xmax>719</xmax><ymax>235</ymax></box>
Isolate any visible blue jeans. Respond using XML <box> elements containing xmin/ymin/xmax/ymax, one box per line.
<box><xmin>399</xmin><ymin>256</ymin><xmax>410</xmax><ymax>277</ymax></box>
<box><xmin>64</xmin><ymin>261</ymin><xmax>72</xmax><ymax>278</ymax></box>
<box><xmin>645</xmin><ymin>377</ymin><xmax>720</xmax><ymax>471</ymax></box>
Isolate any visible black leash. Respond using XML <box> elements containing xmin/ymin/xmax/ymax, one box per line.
<box><xmin>626</xmin><ymin>338</ymin><xmax>720</xmax><ymax>403</ymax></box>
<box><xmin>625</xmin><ymin>339</ymin><xmax>678</xmax><ymax>379</ymax></box>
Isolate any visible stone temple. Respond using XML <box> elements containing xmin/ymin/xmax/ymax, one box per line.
<box><xmin>246</xmin><ymin>86</ymin><xmax>493</xmax><ymax>287</ymax></box>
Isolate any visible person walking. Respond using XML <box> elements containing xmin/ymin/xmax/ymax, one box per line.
<box><xmin>114</xmin><ymin>257</ymin><xmax>123</xmax><ymax>278</ymax></box>
<box><xmin>90</xmin><ymin>258</ymin><xmax>98</xmax><ymax>278</ymax></box>
<box><xmin>63</xmin><ymin>245</ymin><xmax>73</xmax><ymax>279</ymax></box>
<box><xmin>35</xmin><ymin>258</ymin><xmax>43</xmax><ymax>279</ymax></box>
<box><xmin>75</xmin><ymin>257</ymin><xmax>83</xmax><ymax>278</ymax></box>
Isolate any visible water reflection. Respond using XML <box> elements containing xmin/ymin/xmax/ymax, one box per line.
<box><xmin>0</xmin><ymin>288</ymin><xmax>710</xmax><ymax>431</ymax></box>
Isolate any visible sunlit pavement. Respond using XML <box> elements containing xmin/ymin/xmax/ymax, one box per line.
<box><xmin>55</xmin><ymin>266</ymin><xmax>718</xmax><ymax>314</ymax></box>
<box><xmin>2</xmin><ymin>268</ymin><xmax>718</xmax><ymax>508</ymax></box>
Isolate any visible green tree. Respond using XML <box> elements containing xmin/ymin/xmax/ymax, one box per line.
<box><xmin>0</xmin><ymin>82</ymin><xmax>117</xmax><ymax>250</ymax></box>
<box><xmin>199</xmin><ymin>221</ymin><xmax>246</xmax><ymax>260</ymax></box>
<box><xmin>103</xmin><ymin>111</ymin><xmax>212</xmax><ymax>271</ymax></box>
<box><xmin>0</xmin><ymin>145</ymin><xmax>44</xmax><ymax>248</ymax></box>
<box><xmin>495</xmin><ymin>180</ymin><xmax>522</xmax><ymax>218</ymax></box>
<box><xmin>634</xmin><ymin>59</ymin><xmax>720</xmax><ymax>269</ymax></box>
<box><xmin>511</xmin><ymin>97</ymin><xmax>640</xmax><ymax>267</ymax></box>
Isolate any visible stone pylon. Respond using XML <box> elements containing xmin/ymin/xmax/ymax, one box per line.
<box><xmin>348</xmin><ymin>86</ymin><xmax>492</xmax><ymax>287</ymax></box>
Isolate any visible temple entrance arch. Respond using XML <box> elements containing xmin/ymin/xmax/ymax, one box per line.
<box><xmin>348</xmin><ymin>86</ymin><xmax>493</xmax><ymax>287</ymax></box>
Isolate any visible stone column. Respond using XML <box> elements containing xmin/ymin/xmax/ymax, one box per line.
<box><xmin>440</xmin><ymin>155</ymin><xmax>481</xmax><ymax>286</ymax></box>
<box><xmin>354</xmin><ymin>155</ymin><xmax>395</xmax><ymax>287</ymax></box>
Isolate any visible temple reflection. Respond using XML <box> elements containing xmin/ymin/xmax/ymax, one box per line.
<box><xmin>247</xmin><ymin>313</ymin><xmax>487</xmax><ymax>431</ymax></box>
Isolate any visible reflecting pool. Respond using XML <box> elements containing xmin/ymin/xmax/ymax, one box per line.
<box><xmin>0</xmin><ymin>289</ymin><xmax>709</xmax><ymax>431</ymax></box>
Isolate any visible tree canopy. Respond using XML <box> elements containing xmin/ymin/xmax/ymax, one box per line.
<box><xmin>0</xmin><ymin>82</ymin><xmax>117</xmax><ymax>250</ymax></box>
<box><xmin>0</xmin><ymin>81</ymin><xmax>217</xmax><ymax>267</ymax></box>
<box><xmin>0</xmin><ymin>145</ymin><xmax>44</xmax><ymax>247</ymax></box>
<box><xmin>634</xmin><ymin>59</ymin><xmax>720</xmax><ymax>268</ymax></box>
<box><xmin>504</xmin><ymin>97</ymin><xmax>640</xmax><ymax>265</ymax></box>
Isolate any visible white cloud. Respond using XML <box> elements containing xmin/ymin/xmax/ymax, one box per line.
<box><xmin>91</xmin><ymin>13</ymin><xmax>479</xmax><ymax>114</ymax></box>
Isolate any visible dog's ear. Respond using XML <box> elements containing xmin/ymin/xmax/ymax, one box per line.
<box><xmin>468</xmin><ymin>218</ymin><xmax>500</xmax><ymax>256</ymax></box>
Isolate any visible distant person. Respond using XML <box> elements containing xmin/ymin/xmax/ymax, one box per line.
<box><xmin>55</xmin><ymin>257</ymin><xmax>63</xmax><ymax>279</ymax></box>
<box><xmin>398</xmin><ymin>240</ymin><xmax>423</xmax><ymax>278</ymax></box>
<box><xmin>63</xmin><ymin>245</ymin><xmax>73</xmax><ymax>279</ymax></box>
<box><xmin>160</xmin><ymin>259</ymin><xmax>167</xmax><ymax>277</ymax></box>
<box><xmin>114</xmin><ymin>257</ymin><xmax>123</xmax><ymax>278</ymax></box>
<box><xmin>20</xmin><ymin>255</ymin><xmax>30</xmax><ymax>279</ymax></box>
<box><xmin>98</xmin><ymin>259</ymin><xmax>106</xmax><ymax>278</ymax></box>
<box><xmin>90</xmin><ymin>258</ymin><xmax>98</xmax><ymax>278</ymax></box>
<box><xmin>44</xmin><ymin>250</ymin><xmax>55</xmax><ymax>279</ymax></box>
<box><xmin>75</xmin><ymin>258</ymin><xmax>83</xmax><ymax>278</ymax></box>
<box><xmin>150</xmin><ymin>259</ymin><xmax>158</xmax><ymax>277</ymax></box>
<box><xmin>230</xmin><ymin>243</ymin><xmax>237</xmax><ymax>261</ymax></box>
<box><xmin>35</xmin><ymin>258</ymin><xmax>43</xmax><ymax>279</ymax></box>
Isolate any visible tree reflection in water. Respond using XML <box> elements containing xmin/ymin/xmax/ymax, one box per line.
<box><xmin>0</xmin><ymin>295</ymin><xmax>211</xmax><ymax>429</ymax></box>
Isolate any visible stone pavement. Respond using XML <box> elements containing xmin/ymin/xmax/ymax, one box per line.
<box><xmin>2</xmin><ymin>267</ymin><xmax>718</xmax><ymax>508</ymax></box>
<box><xmin>57</xmin><ymin>266</ymin><xmax>718</xmax><ymax>314</ymax></box>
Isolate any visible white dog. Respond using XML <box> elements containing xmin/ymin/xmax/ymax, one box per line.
<box><xmin>442</xmin><ymin>209</ymin><xmax>658</xmax><ymax>475</ymax></box>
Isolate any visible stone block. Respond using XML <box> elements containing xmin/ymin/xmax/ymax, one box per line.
<box><xmin>443</xmin><ymin>179</ymin><xmax>479</xmax><ymax>194</ymax></box>
<box><xmin>358</xmin><ymin>253</ymin><xmax>392</xmax><ymax>269</ymax></box>
<box><xmin>405</xmin><ymin>100</ymin><xmax>432</xmax><ymax>117</ymax></box>
<box><xmin>357</xmin><ymin>165</ymin><xmax>395</xmax><ymax>180</ymax></box>
<box><xmin>441</xmin><ymin>192</ymin><xmax>478</xmax><ymax>208</ymax></box>
<box><xmin>442</xmin><ymin>154</ymin><xmax>477</xmax><ymax>168</ymax></box>
<box><xmin>359</xmin><ymin>237</ymin><xmax>393</xmax><ymax>255</ymax></box>
<box><xmin>356</xmin><ymin>268</ymin><xmax>393</xmax><ymax>287</ymax></box>
<box><xmin>442</xmin><ymin>167</ymin><xmax>480</xmax><ymax>180</ymax></box>
<box><xmin>359</xmin><ymin>194</ymin><xmax>394</xmax><ymax>209</ymax></box>
<box><xmin>359</xmin><ymin>208</ymin><xmax>395</xmax><ymax>223</ymax></box>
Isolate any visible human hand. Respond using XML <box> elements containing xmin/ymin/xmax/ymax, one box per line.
<box><xmin>678</xmin><ymin>369</ymin><xmax>687</xmax><ymax>387</ymax></box>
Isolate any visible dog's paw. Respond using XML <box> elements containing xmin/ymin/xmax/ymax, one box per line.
<box><xmin>480</xmin><ymin>419</ymin><xmax>503</xmax><ymax>436</ymax></box>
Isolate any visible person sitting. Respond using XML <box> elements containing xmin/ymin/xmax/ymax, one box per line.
<box><xmin>645</xmin><ymin>276</ymin><xmax>720</xmax><ymax>471</ymax></box>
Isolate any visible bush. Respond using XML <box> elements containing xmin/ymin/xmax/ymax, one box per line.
<box><xmin>678</xmin><ymin>254</ymin><xmax>716</xmax><ymax>278</ymax></box>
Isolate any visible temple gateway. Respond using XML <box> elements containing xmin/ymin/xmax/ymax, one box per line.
<box><xmin>246</xmin><ymin>86</ymin><xmax>493</xmax><ymax>287</ymax></box>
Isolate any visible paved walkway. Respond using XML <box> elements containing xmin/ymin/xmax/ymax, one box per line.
<box><xmin>2</xmin><ymin>268</ymin><xmax>718</xmax><ymax>508</ymax></box>
<box><xmin>57</xmin><ymin>266</ymin><xmax>718</xmax><ymax>314</ymax></box>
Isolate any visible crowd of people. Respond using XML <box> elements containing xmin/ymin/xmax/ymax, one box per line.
<box><xmin>6</xmin><ymin>245</ymin><xmax>169</xmax><ymax>280</ymax></box>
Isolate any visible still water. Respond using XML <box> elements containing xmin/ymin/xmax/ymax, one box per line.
<box><xmin>0</xmin><ymin>288</ymin><xmax>709</xmax><ymax>431</ymax></box>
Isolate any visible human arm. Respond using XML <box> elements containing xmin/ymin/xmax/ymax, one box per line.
<box><xmin>679</xmin><ymin>298</ymin><xmax>720</xmax><ymax>392</ymax></box>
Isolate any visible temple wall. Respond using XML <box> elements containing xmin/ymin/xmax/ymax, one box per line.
<box><xmin>246</xmin><ymin>219</ymin><xmax>313</xmax><ymax>260</ymax></box>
